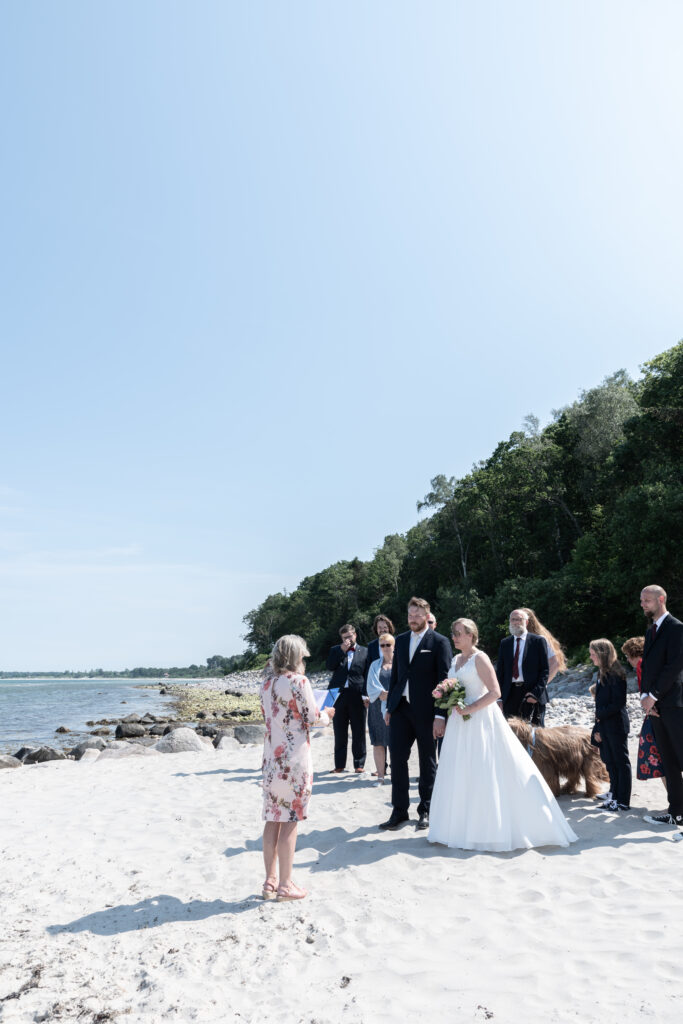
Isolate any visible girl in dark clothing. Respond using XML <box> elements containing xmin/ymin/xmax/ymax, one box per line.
<box><xmin>589</xmin><ymin>639</ymin><xmax>632</xmax><ymax>811</ymax></box>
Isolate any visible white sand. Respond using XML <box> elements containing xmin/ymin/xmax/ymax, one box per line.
<box><xmin>1</xmin><ymin>730</ymin><xmax>681</xmax><ymax>1024</ymax></box>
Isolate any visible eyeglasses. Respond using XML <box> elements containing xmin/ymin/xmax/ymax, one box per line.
<box><xmin>380</xmin><ymin>643</ymin><xmax>393</xmax><ymax>648</ymax></box>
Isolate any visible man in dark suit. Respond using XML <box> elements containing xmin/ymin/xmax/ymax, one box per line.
<box><xmin>380</xmin><ymin>597</ymin><xmax>452</xmax><ymax>831</ymax></box>
<box><xmin>326</xmin><ymin>624</ymin><xmax>369</xmax><ymax>773</ymax></box>
<box><xmin>496</xmin><ymin>608</ymin><xmax>550</xmax><ymax>726</ymax></box>
<box><xmin>639</xmin><ymin>585</ymin><xmax>683</xmax><ymax>832</ymax></box>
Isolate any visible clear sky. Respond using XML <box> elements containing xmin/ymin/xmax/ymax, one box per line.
<box><xmin>1</xmin><ymin>2</ymin><xmax>682</xmax><ymax>670</ymax></box>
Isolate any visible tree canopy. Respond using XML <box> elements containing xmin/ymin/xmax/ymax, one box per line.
<box><xmin>242</xmin><ymin>341</ymin><xmax>683</xmax><ymax>665</ymax></box>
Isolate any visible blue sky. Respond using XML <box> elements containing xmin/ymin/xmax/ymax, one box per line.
<box><xmin>1</xmin><ymin>2</ymin><xmax>682</xmax><ymax>670</ymax></box>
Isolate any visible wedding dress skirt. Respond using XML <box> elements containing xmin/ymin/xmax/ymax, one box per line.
<box><xmin>428</xmin><ymin>653</ymin><xmax>578</xmax><ymax>852</ymax></box>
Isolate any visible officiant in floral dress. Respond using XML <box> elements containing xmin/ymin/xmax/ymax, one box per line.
<box><xmin>260</xmin><ymin>634</ymin><xmax>334</xmax><ymax>902</ymax></box>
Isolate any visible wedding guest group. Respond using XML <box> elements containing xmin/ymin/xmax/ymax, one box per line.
<box><xmin>260</xmin><ymin>634</ymin><xmax>334</xmax><ymax>902</ymax></box>
<box><xmin>258</xmin><ymin>580</ymin><xmax>683</xmax><ymax>886</ymax></box>
<box><xmin>380</xmin><ymin>597</ymin><xmax>451</xmax><ymax>832</ymax></box>
<box><xmin>496</xmin><ymin>608</ymin><xmax>550</xmax><ymax>725</ymax></box>
<box><xmin>639</xmin><ymin>586</ymin><xmax>683</xmax><ymax>832</ymax></box>
<box><xmin>326</xmin><ymin>624</ymin><xmax>369</xmax><ymax>773</ymax></box>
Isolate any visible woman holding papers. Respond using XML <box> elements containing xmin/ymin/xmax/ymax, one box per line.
<box><xmin>260</xmin><ymin>634</ymin><xmax>334</xmax><ymax>902</ymax></box>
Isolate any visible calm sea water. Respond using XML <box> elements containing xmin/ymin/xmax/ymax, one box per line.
<box><xmin>0</xmin><ymin>678</ymin><xmax>178</xmax><ymax>754</ymax></box>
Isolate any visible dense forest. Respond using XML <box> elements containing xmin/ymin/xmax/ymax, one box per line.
<box><xmin>243</xmin><ymin>342</ymin><xmax>683</xmax><ymax>667</ymax></box>
<box><xmin>0</xmin><ymin>655</ymin><xmax>249</xmax><ymax>680</ymax></box>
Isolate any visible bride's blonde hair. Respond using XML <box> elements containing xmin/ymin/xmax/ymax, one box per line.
<box><xmin>451</xmin><ymin>618</ymin><xmax>479</xmax><ymax>645</ymax></box>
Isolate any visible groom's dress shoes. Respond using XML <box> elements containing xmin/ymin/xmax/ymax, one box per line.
<box><xmin>416</xmin><ymin>812</ymin><xmax>429</xmax><ymax>831</ymax></box>
<box><xmin>379</xmin><ymin>811</ymin><xmax>409</xmax><ymax>831</ymax></box>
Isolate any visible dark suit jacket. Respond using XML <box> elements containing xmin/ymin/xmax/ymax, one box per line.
<box><xmin>366</xmin><ymin>637</ymin><xmax>380</xmax><ymax>672</ymax></box>
<box><xmin>496</xmin><ymin>633</ymin><xmax>550</xmax><ymax>706</ymax></box>
<box><xmin>326</xmin><ymin>644</ymin><xmax>369</xmax><ymax>695</ymax></box>
<box><xmin>386</xmin><ymin>629</ymin><xmax>452</xmax><ymax>718</ymax></box>
<box><xmin>641</xmin><ymin>614</ymin><xmax>683</xmax><ymax>709</ymax></box>
<box><xmin>595</xmin><ymin>670</ymin><xmax>629</xmax><ymax>735</ymax></box>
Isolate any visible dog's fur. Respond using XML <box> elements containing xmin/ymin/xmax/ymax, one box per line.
<box><xmin>507</xmin><ymin>717</ymin><xmax>609</xmax><ymax>797</ymax></box>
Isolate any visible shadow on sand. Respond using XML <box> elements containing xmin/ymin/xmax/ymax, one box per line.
<box><xmin>46</xmin><ymin>893</ymin><xmax>262</xmax><ymax>936</ymax></box>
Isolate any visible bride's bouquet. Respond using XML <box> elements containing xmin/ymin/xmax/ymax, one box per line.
<box><xmin>432</xmin><ymin>678</ymin><xmax>471</xmax><ymax>720</ymax></box>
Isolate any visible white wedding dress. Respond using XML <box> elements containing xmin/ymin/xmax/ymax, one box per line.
<box><xmin>428</xmin><ymin>652</ymin><xmax>578</xmax><ymax>852</ymax></box>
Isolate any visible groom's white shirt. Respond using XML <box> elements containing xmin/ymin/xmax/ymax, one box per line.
<box><xmin>404</xmin><ymin>627</ymin><xmax>428</xmax><ymax>703</ymax></box>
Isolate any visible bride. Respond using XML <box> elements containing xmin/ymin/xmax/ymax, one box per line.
<box><xmin>429</xmin><ymin>618</ymin><xmax>578</xmax><ymax>852</ymax></box>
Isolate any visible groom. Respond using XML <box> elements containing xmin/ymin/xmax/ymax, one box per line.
<box><xmin>380</xmin><ymin>597</ymin><xmax>452</xmax><ymax>831</ymax></box>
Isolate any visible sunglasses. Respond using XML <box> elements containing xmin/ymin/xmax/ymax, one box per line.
<box><xmin>380</xmin><ymin>643</ymin><xmax>393</xmax><ymax>648</ymax></box>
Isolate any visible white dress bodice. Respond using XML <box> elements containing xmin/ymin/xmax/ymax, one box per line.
<box><xmin>450</xmin><ymin>653</ymin><xmax>487</xmax><ymax>704</ymax></box>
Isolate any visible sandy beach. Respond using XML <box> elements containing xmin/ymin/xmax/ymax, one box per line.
<box><xmin>1</xmin><ymin>726</ymin><xmax>681</xmax><ymax>1024</ymax></box>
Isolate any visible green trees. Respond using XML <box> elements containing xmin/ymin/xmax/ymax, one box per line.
<box><xmin>243</xmin><ymin>342</ymin><xmax>683</xmax><ymax>664</ymax></box>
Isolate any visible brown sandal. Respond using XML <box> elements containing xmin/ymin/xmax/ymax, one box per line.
<box><xmin>276</xmin><ymin>882</ymin><xmax>307</xmax><ymax>902</ymax></box>
<box><xmin>262</xmin><ymin>880</ymin><xmax>278</xmax><ymax>901</ymax></box>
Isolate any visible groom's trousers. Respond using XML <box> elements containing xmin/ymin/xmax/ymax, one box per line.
<box><xmin>388</xmin><ymin>697</ymin><xmax>437</xmax><ymax>816</ymax></box>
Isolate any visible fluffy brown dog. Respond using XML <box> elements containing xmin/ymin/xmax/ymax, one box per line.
<box><xmin>507</xmin><ymin>717</ymin><xmax>609</xmax><ymax>797</ymax></box>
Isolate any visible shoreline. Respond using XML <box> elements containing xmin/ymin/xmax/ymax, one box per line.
<box><xmin>0</xmin><ymin>665</ymin><xmax>647</xmax><ymax>770</ymax></box>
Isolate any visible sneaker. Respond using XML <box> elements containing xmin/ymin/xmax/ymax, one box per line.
<box><xmin>603</xmin><ymin>800</ymin><xmax>618</xmax><ymax>812</ymax></box>
<box><xmin>617</xmin><ymin>804</ymin><xmax>630</xmax><ymax>811</ymax></box>
<box><xmin>599</xmin><ymin>797</ymin><xmax>615</xmax><ymax>809</ymax></box>
<box><xmin>643</xmin><ymin>812</ymin><xmax>683</xmax><ymax>827</ymax></box>
<box><xmin>596</xmin><ymin>791</ymin><xmax>612</xmax><ymax>802</ymax></box>
<box><xmin>672</xmin><ymin>832</ymin><xmax>683</xmax><ymax>843</ymax></box>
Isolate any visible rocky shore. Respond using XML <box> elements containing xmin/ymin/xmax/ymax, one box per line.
<box><xmin>0</xmin><ymin>665</ymin><xmax>646</xmax><ymax>771</ymax></box>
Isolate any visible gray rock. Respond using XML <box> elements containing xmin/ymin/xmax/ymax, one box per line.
<box><xmin>122</xmin><ymin>713</ymin><xmax>142</xmax><ymax>724</ymax></box>
<box><xmin>149</xmin><ymin>724</ymin><xmax>167</xmax><ymax>736</ymax></box>
<box><xmin>215</xmin><ymin>734</ymin><xmax>239</xmax><ymax>752</ymax></box>
<box><xmin>72</xmin><ymin>738</ymin><xmax>108</xmax><ymax>760</ymax></box>
<box><xmin>98</xmin><ymin>744</ymin><xmax>160</xmax><ymax>760</ymax></box>
<box><xmin>0</xmin><ymin>755</ymin><xmax>22</xmax><ymax>769</ymax></box>
<box><xmin>90</xmin><ymin>727</ymin><xmax>111</xmax><ymax>736</ymax></box>
<box><xmin>55</xmin><ymin>726</ymin><xmax>71</xmax><ymax>734</ymax></box>
<box><xmin>23</xmin><ymin>747</ymin><xmax>67</xmax><ymax>764</ymax></box>
<box><xmin>155</xmin><ymin>727</ymin><xmax>208</xmax><ymax>754</ymax></box>
<box><xmin>162</xmin><ymin>722</ymin><xmax>183</xmax><ymax>735</ymax></box>
<box><xmin>13</xmin><ymin>746</ymin><xmax>37</xmax><ymax>761</ymax></box>
<box><xmin>115</xmin><ymin>723</ymin><xmax>147</xmax><ymax>739</ymax></box>
<box><xmin>234</xmin><ymin>724</ymin><xmax>266</xmax><ymax>745</ymax></box>
<box><xmin>196</xmin><ymin>724</ymin><xmax>219</xmax><ymax>737</ymax></box>
<box><xmin>79</xmin><ymin>748</ymin><xmax>101</xmax><ymax>763</ymax></box>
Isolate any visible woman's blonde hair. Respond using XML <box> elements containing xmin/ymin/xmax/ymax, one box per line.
<box><xmin>589</xmin><ymin>638</ymin><xmax>625</xmax><ymax>680</ymax></box>
<box><xmin>521</xmin><ymin>607</ymin><xmax>567</xmax><ymax>672</ymax></box>
<box><xmin>378</xmin><ymin>632</ymin><xmax>395</xmax><ymax>647</ymax></box>
<box><xmin>270</xmin><ymin>634</ymin><xmax>310</xmax><ymax>675</ymax></box>
<box><xmin>451</xmin><ymin>617</ymin><xmax>479</xmax><ymax>645</ymax></box>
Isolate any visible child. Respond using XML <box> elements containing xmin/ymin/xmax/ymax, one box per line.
<box><xmin>589</xmin><ymin>639</ymin><xmax>632</xmax><ymax>812</ymax></box>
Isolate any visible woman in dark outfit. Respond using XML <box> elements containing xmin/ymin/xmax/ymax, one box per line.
<box><xmin>590</xmin><ymin>638</ymin><xmax>632</xmax><ymax>812</ymax></box>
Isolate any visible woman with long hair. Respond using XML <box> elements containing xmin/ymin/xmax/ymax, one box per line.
<box><xmin>589</xmin><ymin>638</ymin><xmax>631</xmax><ymax>812</ymax></box>
<box><xmin>521</xmin><ymin>608</ymin><xmax>566</xmax><ymax>682</ymax></box>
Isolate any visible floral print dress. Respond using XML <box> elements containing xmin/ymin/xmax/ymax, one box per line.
<box><xmin>260</xmin><ymin>672</ymin><xmax>328</xmax><ymax>822</ymax></box>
